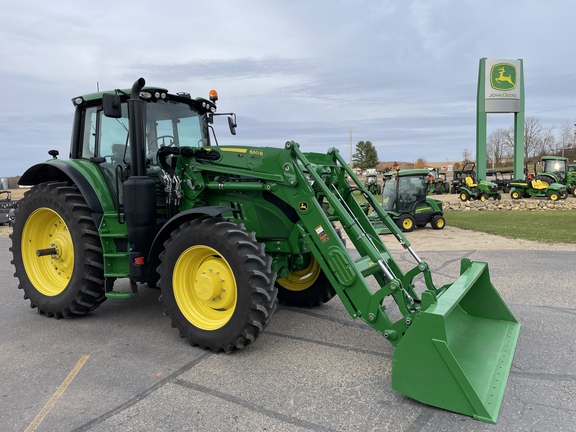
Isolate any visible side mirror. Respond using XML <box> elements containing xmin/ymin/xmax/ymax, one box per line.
<box><xmin>103</xmin><ymin>93</ymin><xmax>122</xmax><ymax>118</ymax></box>
<box><xmin>228</xmin><ymin>114</ymin><xmax>237</xmax><ymax>136</ymax></box>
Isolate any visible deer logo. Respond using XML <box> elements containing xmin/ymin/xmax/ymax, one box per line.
<box><xmin>496</xmin><ymin>67</ymin><xmax>514</xmax><ymax>86</ymax></box>
<box><xmin>490</xmin><ymin>63</ymin><xmax>516</xmax><ymax>91</ymax></box>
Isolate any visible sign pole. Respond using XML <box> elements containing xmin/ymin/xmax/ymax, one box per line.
<box><xmin>513</xmin><ymin>60</ymin><xmax>525</xmax><ymax>179</ymax></box>
<box><xmin>476</xmin><ymin>58</ymin><xmax>488</xmax><ymax>181</ymax></box>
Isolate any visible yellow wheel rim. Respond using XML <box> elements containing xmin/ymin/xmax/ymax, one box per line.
<box><xmin>173</xmin><ymin>245</ymin><xmax>237</xmax><ymax>330</ymax></box>
<box><xmin>402</xmin><ymin>218</ymin><xmax>413</xmax><ymax>230</ymax></box>
<box><xmin>460</xmin><ymin>193</ymin><xmax>467</xmax><ymax>200</ymax></box>
<box><xmin>21</xmin><ymin>208</ymin><xmax>74</xmax><ymax>296</ymax></box>
<box><xmin>436</xmin><ymin>218</ymin><xmax>445</xmax><ymax>228</ymax></box>
<box><xmin>550</xmin><ymin>193</ymin><xmax>558</xmax><ymax>201</ymax></box>
<box><xmin>512</xmin><ymin>191</ymin><xmax>519</xmax><ymax>199</ymax></box>
<box><xmin>480</xmin><ymin>195</ymin><xmax>486</xmax><ymax>201</ymax></box>
<box><xmin>276</xmin><ymin>255</ymin><xmax>320</xmax><ymax>292</ymax></box>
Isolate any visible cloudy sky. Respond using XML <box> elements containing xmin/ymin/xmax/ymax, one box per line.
<box><xmin>1</xmin><ymin>0</ymin><xmax>575</xmax><ymax>176</ymax></box>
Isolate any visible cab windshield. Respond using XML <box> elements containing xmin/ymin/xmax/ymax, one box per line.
<box><xmin>542</xmin><ymin>159</ymin><xmax>566</xmax><ymax>180</ymax></box>
<box><xmin>381</xmin><ymin>175</ymin><xmax>427</xmax><ymax>213</ymax></box>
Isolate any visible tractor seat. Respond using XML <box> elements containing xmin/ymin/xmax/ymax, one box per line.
<box><xmin>465</xmin><ymin>177</ymin><xmax>477</xmax><ymax>188</ymax></box>
<box><xmin>530</xmin><ymin>179</ymin><xmax>548</xmax><ymax>190</ymax></box>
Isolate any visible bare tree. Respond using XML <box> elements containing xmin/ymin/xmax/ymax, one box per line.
<box><xmin>487</xmin><ymin>128</ymin><xmax>513</xmax><ymax>167</ymax></box>
<box><xmin>414</xmin><ymin>157</ymin><xmax>427</xmax><ymax>168</ymax></box>
<box><xmin>557</xmin><ymin>123</ymin><xmax>576</xmax><ymax>157</ymax></box>
<box><xmin>462</xmin><ymin>149</ymin><xmax>473</xmax><ymax>164</ymax></box>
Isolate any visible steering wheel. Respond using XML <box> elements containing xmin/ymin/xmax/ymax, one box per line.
<box><xmin>149</xmin><ymin>135</ymin><xmax>176</xmax><ymax>147</ymax></box>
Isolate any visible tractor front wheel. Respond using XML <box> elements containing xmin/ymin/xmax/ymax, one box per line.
<box><xmin>276</xmin><ymin>254</ymin><xmax>335</xmax><ymax>308</ymax></box>
<box><xmin>396</xmin><ymin>214</ymin><xmax>415</xmax><ymax>232</ymax></box>
<box><xmin>510</xmin><ymin>190</ymin><xmax>522</xmax><ymax>200</ymax></box>
<box><xmin>431</xmin><ymin>215</ymin><xmax>445</xmax><ymax>230</ymax></box>
<box><xmin>10</xmin><ymin>181</ymin><xmax>106</xmax><ymax>318</ymax></box>
<box><xmin>548</xmin><ymin>192</ymin><xmax>559</xmax><ymax>201</ymax></box>
<box><xmin>459</xmin><ymin>191</ymin><xmax>470</xmax><ymax>202</ymax></box>
<box><xmin>158</xmin><ymin>217</ymin><xmax>277</xmax><ymax>353</ymax></box>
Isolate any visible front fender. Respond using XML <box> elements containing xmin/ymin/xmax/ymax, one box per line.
<box><xmin>147</xmin><ymin>206</ymin><xmax>235</xmax><ymax>263</ymax></box>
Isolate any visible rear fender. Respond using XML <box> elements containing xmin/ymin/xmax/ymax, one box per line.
<box><xmin>19</xmin><ymin>162</ymin><xmax>104</xmax><ymax>219</ymax></box>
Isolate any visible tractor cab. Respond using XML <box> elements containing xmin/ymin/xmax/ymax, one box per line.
<box><xmin>539</xmin><ymin>156</ymin><xmax>568</xmax><ymax>184</ymax></box>
<box><xmin>64</xmin><ymin>83</ymin><xmax>237</xmax><ymax>215</ymax></box>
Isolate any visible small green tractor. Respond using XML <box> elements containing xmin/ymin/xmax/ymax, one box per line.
<box><xmin>10</xmin><ymin>78</ymin><xmax>519</xmax><ymax>423</ymax></box>
<box><xmin>370</xmin><ymin>169</ymin><xmax>445</xmax><ymax>233</ymax></box>
<box><xmin>364</xmin><ymin>171</ymin><xmax>381</xmax><ymax>194</ymax></box>
<box><xmin>457</xmin><ymin>163</ymin><xmax>501</xmax><ymax>202</ymax></box>
<box><xmin>426</xmin><ymin>168</ymin><xmax>449</xmax><ymax>195</ymax></box>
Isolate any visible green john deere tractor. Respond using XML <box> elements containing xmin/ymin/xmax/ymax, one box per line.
<box><xmin>370</xmin><ymin>169</ymin><xmax>445</xmax><ymax>233</ymax></box>
<box><xmin>457</xmin><ymin>162</ymin><xmax>501</xmax><ymax>202</ymax></box>
<box><xmin>364</xmin><ymin>171</ymin><xmax>381</xmax><ymax>194</ymax></box>
<box><xmin>10</xmin><ymin>78</ymin><xmax>519</xmax><ymax>423</ymax></box>
<box><xmin>535</xmin><ymin>155</ymin><xmax>575</xmax><ymax>197</ymax></box>
<box><xmin>426</xmin><ymin>168</ymin><xmax>449</xmax><ymax>195</ymax></box>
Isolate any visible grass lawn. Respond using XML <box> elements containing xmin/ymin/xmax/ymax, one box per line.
<box><xmin>445</xmin><ymin>209</ymin><xmax>576</xmax><ymax>244</ymax></box>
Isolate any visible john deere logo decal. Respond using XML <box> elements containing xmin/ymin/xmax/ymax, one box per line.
<box><xmin>299</xmin><ymin>202</ymin><xmax>308</xmax><ymax>211</ymax></box>
<box><xmin>490</xmin><ymin>63</ymin><xmax>516</xmax><ymax>91</ymax></box>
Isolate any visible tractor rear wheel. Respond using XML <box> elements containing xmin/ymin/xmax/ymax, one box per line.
<box><xmin>276</xmin><ymin>254</ymin><xmax>335</xmax><ymax>308</ymax></box>
<box><xmin>10</xmin><ymin>181</ymin><xmax>106</xmax><ymax>318</ymax></box>
<box><xmin>158</xmin><ymin>217</ymin><xmax>277</xmax><ymax>353</ymax></box>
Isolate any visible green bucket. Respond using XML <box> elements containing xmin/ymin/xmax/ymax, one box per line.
<box><xmin>391</xmin><ymin>259</ymin><xmax>520</xmax><ymax>423</ymax></box>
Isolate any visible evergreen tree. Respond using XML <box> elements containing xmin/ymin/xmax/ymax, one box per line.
<box><xmin>352</xmin><ymin>141</ymin><xmax>379</xmax><ymax>170</ymax></box>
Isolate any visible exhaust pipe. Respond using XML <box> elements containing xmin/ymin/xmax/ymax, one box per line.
<box><xmin>124</xmin><ymin>78</ymin><xmax>156</xmax><ymax>281</ymax></box>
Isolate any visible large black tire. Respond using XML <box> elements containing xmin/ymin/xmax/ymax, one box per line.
<box><xmin>10</xmin><ymin>181</ymin><xmax>106</xmax><ymax>318</ymax></box>
<box><xmin>158</xmin><ymin>217</ymin><xmax>277</xmax><ymax>353</ymax></box>
<box><xmin>276</xmin><ymin>254</ymin><xmax>335</xmax><ymax>308</ymax></box>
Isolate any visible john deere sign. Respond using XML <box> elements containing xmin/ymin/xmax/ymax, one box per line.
<box><xmin>477</xmin><ymin>58</ymin><xmax>525</xmax><ymax>183</ymax></box>
<box><xmin>484</xmin><ymin>59</ymin><xmax>521</xmax><ymax>113</ymax></box>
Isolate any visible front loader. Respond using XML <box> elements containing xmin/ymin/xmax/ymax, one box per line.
<box><xmin>11</xmin><ymin>78</ymin><xmax>519</xmax><ymax>423</ymax></box>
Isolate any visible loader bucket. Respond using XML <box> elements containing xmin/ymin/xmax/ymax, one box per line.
<box><xmin>391</xmin><ymin>259</ymin><xmax>520</xmax><ymax>423</ymax></box>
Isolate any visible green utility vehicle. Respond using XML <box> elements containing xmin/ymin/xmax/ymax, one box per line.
<box><xmin>508</xmin><ymin>178</ymin><xmax>566</xmax><ymax>200</ymax></box>
<box><xmin>509</xmin><ymin>156</ymin><xmax>568</xmax><ymax>200</ymax></box>
<box><xmin>10</xmin><ymin>78</ymin><xmax>519</xmax><ymax>423</ymax></box>
<box><xmin>371</xmin><ymin>169</ymin><xmax>445</xmax><ymax>233</ymax></box>
<box><xmin>486</xmin><ymin>169</ymin><xmax>513</xmax><ymax>193</ymax></box>
<box><xmin>457</xmin><ymin>163</ymin><xmax>501</xmax><ymax>202</ymax></box>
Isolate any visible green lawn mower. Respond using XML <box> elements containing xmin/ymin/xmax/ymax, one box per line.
<box><xmin>369</xmin><ymin>169</ymin><xmax>445</xmax><ymax>233</ymax></box>
<box><xmin>457</xmin><ymin>163</ymin><xmax>501</xmax><ymax>202</ymax></box>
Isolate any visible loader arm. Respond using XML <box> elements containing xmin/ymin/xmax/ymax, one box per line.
<box><xmin>146</xmin><ymin>139</ymin><xmax>519</xmax><ymax>422</ymax></box>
